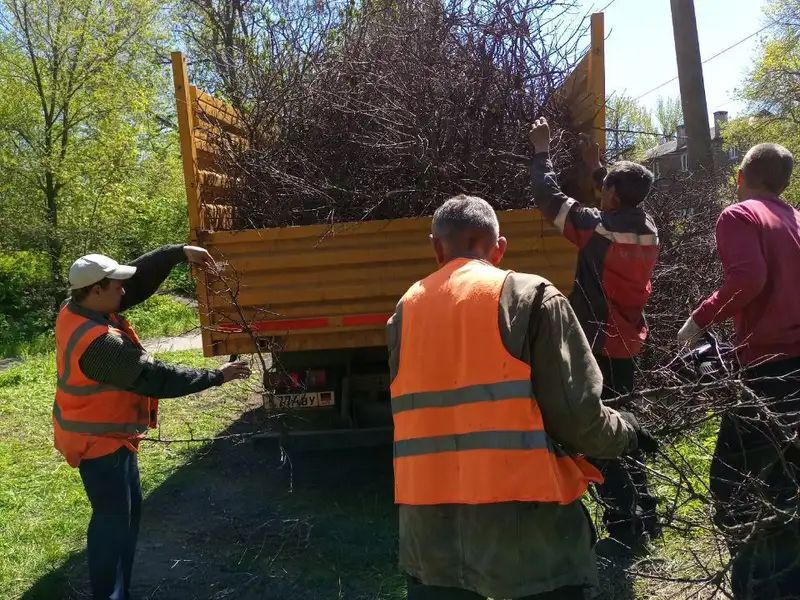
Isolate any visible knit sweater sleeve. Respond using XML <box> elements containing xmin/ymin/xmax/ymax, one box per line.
<box><xmin>79</xmin><ymin>333</ymin><xmax>224</xmax><ymax>398</ymax></box>
<box><xmin>119</xmin><ymin>244</ymin><xmax>187</xmax><ymax>311</ymax></box>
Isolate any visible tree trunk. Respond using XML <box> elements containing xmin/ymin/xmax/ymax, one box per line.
<box><xmin>44</xmin><ymin>171</ymin><xmax>64</xmax><ymax>313</ymax></box>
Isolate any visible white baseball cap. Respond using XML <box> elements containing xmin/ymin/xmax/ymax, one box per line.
<box><xmin>68</xmin><ymin>254</ymin><xmax>137</xmax><ymax>290</ymax></box>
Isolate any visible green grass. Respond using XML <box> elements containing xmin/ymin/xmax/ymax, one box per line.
<box><xmin>0</xmin><ymin>342</ymin><xmax>726</xmax><ymax>599</ymax></box>
<box><xmin>0</xmin><ymin>294</ymin><xmax>199</xmax><ymax>359</ymax></box>
<box><xmin>0</xmin><ymin>350</ymin><xmax>242</xmax><ymax>599</ymax></box>
<box><xmin>124</xmin><ymin>294</ymin><xmax>199</xmax><ymax>339</ymax></box>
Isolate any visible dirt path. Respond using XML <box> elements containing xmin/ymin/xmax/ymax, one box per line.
<box><xmin>0</xmin><ymin>357</ymin><xmax>23</xmax><ymax>374</ymax></box>
<box><xmin>142</xmin><ymin>331</ymin><xmax>203</xmax><ymax>353</ymax></box>
<box><xmin>0</xmin><ymin>330</ymin><xmax>204</xmax><ymax>375</ymax></box>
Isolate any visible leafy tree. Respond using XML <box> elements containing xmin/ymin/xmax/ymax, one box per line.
<box><xmin>0</xmin><ymin>0</ymin><xmax>186</xmax><ymax>309</ymax></box>
<box><xmin>605</xmin><ymin>93</ymin><xmax>658</xmax><ymax>162</ymax></box>
<box><xmin>723</xmin><ymin>0</ymin><xmax>800</xmax><ymax>203</ymax></box>
<box><xmin>654</xmin><ymin>96</ymin><xmax>683</xmax><ymax>140</ymax></box>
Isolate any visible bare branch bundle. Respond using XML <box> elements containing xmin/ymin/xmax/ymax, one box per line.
<box><xmin>180</xmin><ymin>0</ymin><xmax>589</xmax><ymax>228</ymax></box>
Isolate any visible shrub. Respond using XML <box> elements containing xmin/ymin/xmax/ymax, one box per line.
<box><xmin>0</xmin><ymin>252</ymin><xmax>53</xmax><ymax>356</ymax></box>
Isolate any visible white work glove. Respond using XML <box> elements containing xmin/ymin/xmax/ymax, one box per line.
<box><xmin>677</xmin><ymin>316</ymin><xmax>703</xmax><ymax>346</ymax></box>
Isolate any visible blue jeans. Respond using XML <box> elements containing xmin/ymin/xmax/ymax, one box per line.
<box><xmin>79</xmin><ymin>447</ymin><xmax>142</xmax><ymax>600</ymax></box>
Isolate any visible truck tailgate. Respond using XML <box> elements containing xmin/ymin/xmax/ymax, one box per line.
<box><xmin>200</xmin><ymin>209</ymin><xmax>576</xmax><ymax>356</ymax></box>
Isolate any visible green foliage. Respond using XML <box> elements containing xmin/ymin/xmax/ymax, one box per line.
<box><xmin>654</xmin><ymin>96</ymin><xmax>683</xmax><ymax>140</ymax></box>
<box><xmin>723</xmin><ymin>0</ymin><xmax>800</xmax><ymax>204</ymax></box>
<box><xmin>0</xmin><ymin>251</ymin><xmax>53</xmax><ymax>356</ymax></box>
<box><xmin>605</xmin><ymin>95</ymin><xmax>681</xmax><ymax>163</ymax></box>
<box><xmin>0</xmin><ymin>0</ymin><xmax>189</xmax><ymax>302</ymax></box>
<box><xmin>724</xmin><ymin>116</ymin><xmax>800</xmax><ymax>204</ymax></box>
<box><xmin>606</xmin><ymin>94</ymin><xmax>657</xmax><ymax>162</ymax></box>
<box><xmin>162</xmin><ymin>263</ymin><xmax>198</xmax><ymax>298</ymax></box>
<box><xmin>124</xmin><ymin>294</ymin><xmax>199</xmax><ymax>339</ymax></box>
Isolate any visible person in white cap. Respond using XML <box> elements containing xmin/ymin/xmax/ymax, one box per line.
<box><xmin>53</xmin><ymin>243</ymin><xmax>250</xmax><ymax>600</ymax></box>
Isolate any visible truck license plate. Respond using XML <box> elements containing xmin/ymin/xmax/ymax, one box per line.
<box><xmin>273</xmin><ymin>391</ymin><xmax>335</xmax><ymax>409</ymax></box>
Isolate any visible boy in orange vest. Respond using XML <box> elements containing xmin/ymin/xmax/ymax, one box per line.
<box><xmin>54</xmin><ymin>244</ymin><xmax>250</xmax><ymax>600</ymax></box>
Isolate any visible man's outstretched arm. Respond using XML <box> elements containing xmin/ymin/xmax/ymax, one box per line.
<box><xmin>79</xmin><ymin>334</ymin><xmax>251</xmax><ymax>398</ymax></box>
<box><xmin>120</xmin><ymin>244</ymin><xmax>217</xmax><ymax>311</ymax></box>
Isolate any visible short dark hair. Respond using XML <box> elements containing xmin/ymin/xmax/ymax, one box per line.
<box><xmin>740</xmin><ymin>143</ymin><xmax>794</xmax><ymax>194</ymax></box>
<box><xmin>432</xmin><ymin>194</ymin><xmax>499</xmax><ymax>244</ymax></box>
<box><xmin>604</xmin><ymin>161</ymin><xmax>654</xmax><ymax>207</ymax></box>
<box><xmin>71</xmin><ymin>277</ymin><xmax>111</xmax><ymax>303</ymax></box>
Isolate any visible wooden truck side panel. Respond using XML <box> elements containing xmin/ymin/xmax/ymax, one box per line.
<box><xmin>170</xmin><ymin>13</ymin><xmax>604</xmax><ymax>358</ymax></box>
<box><xmin>201</xmin><ymin>209</ymin><xmax>576</xmax><ymax>356</ymax></box>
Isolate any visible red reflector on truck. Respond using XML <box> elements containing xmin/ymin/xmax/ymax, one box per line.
<box><xmin>217</xmin><ymin>317</ymin><xmax>331</xmax><ymax>333</ymax></box>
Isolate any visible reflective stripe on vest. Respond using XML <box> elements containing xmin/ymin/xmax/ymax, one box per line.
<box><xmin>52</xmin><ymin>402</ymin><xmax>149</xmax><ymax>435</ymax></box>
<box><xmin>392</xmin><ymin>379</ymin><xmax>533</xmax><ymax>413</ymax></box>
<box><xmin>390</xmin><ymin>258</ymin><xmax>602</xmax><ymax>506</ymax></box>
<box><xmin>394</xmin><ymin>429</ymin><xmax>555</xmax><ymax>458</ymax></box>
<box><xmin>57</xmin><ymin>319</ymin><xmax>118</xmax><ymax>396</ymax></box>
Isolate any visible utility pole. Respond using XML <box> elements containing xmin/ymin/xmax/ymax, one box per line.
<box><xmin>670</xmin><ymin>0</ymin><xmax>714</xmax><ymax>172</ymax></box>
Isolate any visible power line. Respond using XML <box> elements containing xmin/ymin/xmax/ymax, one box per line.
<box><xmin>632</xmin><ymin>24</ymin><xmax>772</xmax><ymax>101</ymax></box>
<box><xmin>595</xmin><ymin>126</ymin><xmax>665</xmax><ymax>137</ymax></box>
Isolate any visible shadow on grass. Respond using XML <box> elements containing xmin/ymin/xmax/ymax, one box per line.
<box><xmin>22</xmin><ymin>409</ymin><xmax>402</xmax><ymax>600</ymax></box>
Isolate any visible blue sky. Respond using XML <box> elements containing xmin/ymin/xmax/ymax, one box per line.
<box><xmin>575</xmin><ymin>0</ymin><xmax>769</xmax><ymax>126</ymax></box>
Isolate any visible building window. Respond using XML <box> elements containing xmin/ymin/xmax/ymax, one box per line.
<box><xmin>680</xmin><ymin>153</ymin><xmax>689</xmax><ymax>171</ymax></box>
<box><xmin>729</xmin><ymin>146</ymin><xmax>739</xmax><ymax>160</ymax></box>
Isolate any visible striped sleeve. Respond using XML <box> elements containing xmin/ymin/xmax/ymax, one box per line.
<box><xmin>79</xmin><ymin>332</ymin><xmax>224</xmax><ymax>398</ymax></box>
<box><xmin>79</xmin><ymin>333</ymin><xmax>150</xmax><ymax>389</ymax></box>
<box><xmin>529</xmin><ymin>153</ymin><xmax>601</xmax><ymax>248</ymax></box>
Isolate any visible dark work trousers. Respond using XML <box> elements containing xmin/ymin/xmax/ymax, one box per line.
<box><xmin>590</xmin><ymin>355</ymin><xmax>659</xmax><ymax>541</ymax></box>
<box><xmin>78</xmin><ymin>447</ymin><xmax>142</xmax><ymax>600</ymax></box>
<box><xmin>406</xmin><ymin>576</ymin><xmax>585</xmax><ymax>600</ymax></box>
<box><xmin>709</xmin><ymin>357</ymin><xmax>800</xmax><ymax>600</ymax></box>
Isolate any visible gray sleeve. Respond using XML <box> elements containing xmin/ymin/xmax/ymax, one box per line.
<box><xmin>80</xmin><ymin>333</ymin><xmax>224</xmax><ymax>398</ymax></box>
<box><xmin>119</xmin><ymin>244</ymin><xmax>187</xmax><ymax>311</ymax></box>
<box><xmin>529</xmin><ymin>294</ymin><xmax>636</xmax><ymax>458</ymax></box>
<box><xmin>530</xmin><ymin>152</ymin><xmax>602</xmax><ymax>246</ymax></box>
<box><xmin>387</xmin><ymin>301</ymin><xmax>403</xmax><ymax>383</ymax></box>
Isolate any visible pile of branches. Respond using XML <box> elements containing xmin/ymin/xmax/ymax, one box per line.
<box><xmin>182</xmin><ymin>0</ymin><xmax>590</xmax><ymax>228</ymax></box>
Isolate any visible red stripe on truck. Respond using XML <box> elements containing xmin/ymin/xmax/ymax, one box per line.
<box><xmin>216</xmin><ymin>313</ymin><xmax>392</xmax><ymax>333</ymax></box>
<box><xmin>217</xmin><ymin>317</ymin><xmax>330</xmax><ymax>333</ymax></box>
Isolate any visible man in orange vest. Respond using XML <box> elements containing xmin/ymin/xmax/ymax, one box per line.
<box><xmin>387</xmin><ymin>195</ymin><xmax>657</xmax><ymax>599</ymax></box>
<box><xmin>54</xmin><ymin>244</ymin><xmax>250</xmax><ymax>600</ymax></box>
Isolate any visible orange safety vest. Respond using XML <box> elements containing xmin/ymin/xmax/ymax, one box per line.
<box><xmin>390</xmin><ymin>258</ymin><xmax>603</xmax><ymax>505</ymax></box>
<box><xmin>53</xmin><ymin>303</ymin><xmax>158</xmax><ymax>467</ymax></box>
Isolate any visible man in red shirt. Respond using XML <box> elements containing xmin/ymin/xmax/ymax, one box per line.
<box><xmin>679</xmin><ymin>143</ymin><xmax>800</xmax><ymax>599</ymax></box>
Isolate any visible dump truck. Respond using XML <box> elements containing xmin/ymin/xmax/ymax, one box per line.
<box><xmin>170</xmin><ymin>14</ymin><xmax>606</xmax><ymax>450</ymax></box>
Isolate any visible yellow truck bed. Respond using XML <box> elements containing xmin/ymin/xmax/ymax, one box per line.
<box><xmin>197</xmin><ymin>210</ymin><xmax>576</xmax><ymax>356</ymax></box>
<box><xmin>170</xmin><ymin>13</ymin><xmax>604</xmax><ymax>358</ymax></box>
